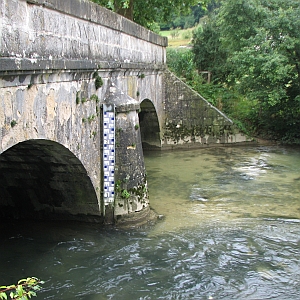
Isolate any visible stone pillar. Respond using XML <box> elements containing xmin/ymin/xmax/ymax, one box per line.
<box><xmin>103</xmin><ymin>83</ymin><xmax>149</xmax><ymax>221</ymax></box>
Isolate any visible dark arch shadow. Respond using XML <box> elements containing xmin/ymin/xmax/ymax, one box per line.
<box><xmin>139</xmin><ymin>99</ymin><xmax>161</xmax><ymax>149</ymax></box>
<box><xmin>0</xmin><ymin>140</ymin><xmax>101</xmax><ymax>222</ymax></box>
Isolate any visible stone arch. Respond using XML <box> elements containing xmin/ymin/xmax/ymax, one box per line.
<box><xmin>0</xmin><ymin>139</ymin><xmax>101</xmax><ymax>222</ymax></box>
<box><xmin>138</xmin><ymin>99</ymin><xmax>161</xmax><ymax>149</ymax></box>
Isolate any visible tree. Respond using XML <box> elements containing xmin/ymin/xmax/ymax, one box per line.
<box><xmin>192</xmin><ymin>13</ymin><xmax>229</xmax><ymax>83</ymax></box>
<box><xmin>222</xmin><ymin>0</ymin><xmax>300</xmax><ymax>140</ymax></box>
<box><xmin>159</xmin><ymin>5</ymin><xmax>207</xmax><ymax>31</ymax></box>
<box><xmin>192</xmin><ymin>0</ymin><xmax>300</xmax><ymax>142</ymax></box>
<box><xmin>90</xmin><ymin>0</ymin><xmax>209</xmax><ymax>29</ymax></box>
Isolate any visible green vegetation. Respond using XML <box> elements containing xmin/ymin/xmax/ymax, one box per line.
<box><xmin>88</xmin><ymin>0</ymin><xmax>299</xmax><ymax>143</ymax></box>
<box><xmin>0</xmin><ymin>277</ymin><xmax>43</xmax><ymax>300</ymax></box>
<box><xmin>121</xmin><ymin>189</ymin><xmax>130</xmax><ymax>199</ymax></box>
<box><xmin>160</xmin><ymin>28</ymin><xmax>194</xmax><ymax>47</ymax></box>
<box><xmin>10</xmin><ymin>120</ymin><xmax>17</xmax><ymax>128</ymax></box>
<box><xmin>90</xmin><ymin>0</ymin><xmax>208</xmax><ymax>30</ymax></box>
<box><xmin>93</xmin><ymin>72</ymin><xmax>103</xmax><ymax>90</ymax></box>
<box><xmin>90</xmin><ymin>94</ymin><xmax>99</xmax><ymax>103</ymax></box>
<box><xmin>159</xmin><ymin>3</ymin><xmax>216</xmax><ymax>31</ymax></box>
<box><xmin>167</xmin><ymin>0</ymin><xmax>300</xmax><ymax>144</ymax></box>
<box><xmin>88</xmin><ymin>114</ymin><xmax>96</xmax><ymax>123</ymax></box>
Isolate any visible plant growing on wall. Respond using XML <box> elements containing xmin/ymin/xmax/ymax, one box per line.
<box><xmin>90</xmin><ymin>94</ymin><xmax>100</xmax><ymax>103</ymax></box>
<box><xmin>88</xmin><ymin>114</ymin><xmax>96</xmax><ymax>123</ymax></box>
<box><xmin>10</xmin><ymin>120</ymin><xmax>17</xmax><ymax>128</ymax></box>
<box><xmin>121</xmin><ymin>189</ymin><xmax>130</xmax><ymax>199</ymax></box>
<box><xmin>93</xmin><ymin>72</ymin><xmax>103</xmax><ymax>90</ymax></box>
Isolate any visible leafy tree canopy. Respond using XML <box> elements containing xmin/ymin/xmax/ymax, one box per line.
<box><xmin>90</xmin><ymin>0</ymin><xmax>209</xmax><ymax>30</ymax></box>
<box><xmin>192</xmin><ymin>13</ymin><xmax>229</xmax><ymax>82</ymax></box>
<box><xmin>192</xmin><ymin>0</ymin><xmax>300</xmax><ymax>142</ymax></box>
<box><xmin>219</xmin><ymin>0</ymin><xmax>300</xmax><ymax>106</ymax></box>
<box><xmin>159</xmin><ymin>5</ymin><xmax>207</xmax><ymax>31</ymax></box>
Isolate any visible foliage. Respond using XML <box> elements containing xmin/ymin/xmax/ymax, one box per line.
<box><xmin>166</xmin><ymin>47</ymin><xmax>242</xmax><ymax>119</ymax></box>
<box><xmin>182</xmin><ymin>30</ymin><xmax>193</xmax><ymax>40</ymax></box>
<box><xmin>159</xmin><ymin>2</ymin><xmax>222</xmax><ymax>31</ymax></box>
<box><xmin>0</xmin><ymin>277</ymin><xmax>44</xmax><ymax>300</ymax></box>
<box><xmin>93</xmin><ymin>72</ymin><xmax>103</xmax><ymax>90</ymax></box>
<box><xmin>191</xmin><ymin>0</ymin><xmax>300</xmax><ymax>143</ymax></box>
<box><xmin>170</xmin><ymin>28</ymin><xmax>180</xmax><ymax>39</ymax></box>
<box><xmin>160</xmin><ymin>28</ymin><xmax>194</xmax><ymax>47</ymax></box>
<box><xmin>192</xmin><ymin>14</ymin><xmax>230</xmax><ymax>83</ymax></box>
<box><xmin>159</xmin><ymin>5</ymin><xmax>206</xmax><ymax>31</ymax></box>
<box><xmin>90</xmin><ymin>0</ymin><xmax>208</xmax><ymax>29</ymax></box>
<box><xmin>121</xmin><ymin>189</ymin><xmax>130</xmax><ymax>199</ymax></box>
<box><xmin>167</xmin><ymin>48</ymin><xmax>197</xmax><ymax>81</ymax></box>
<box><xmin>10</xmin><ymin>120</ymin><xmax>17</xmax><ymax>128</ymax></box>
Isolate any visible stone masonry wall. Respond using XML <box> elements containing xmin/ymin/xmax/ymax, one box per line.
<box><xmin>163</xmin><ymin>71</ymin><xmax>251</xmax><ymax>148</ymax></box>
<box><xmin>0</xmin><ymin>0</ymin><xmax>167</xmax><ymax>66</ymax></box>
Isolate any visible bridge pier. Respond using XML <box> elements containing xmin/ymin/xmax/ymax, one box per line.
<box><xmin>103</xmin><ymin>83</ymin><xmax>149</xmax><ymax>223</ymax></box>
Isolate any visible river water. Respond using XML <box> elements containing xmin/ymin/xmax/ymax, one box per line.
<box><xmin>1</xmin><ymin>145</ymin><xmax>300</xmax><ymax>299</ymax></box>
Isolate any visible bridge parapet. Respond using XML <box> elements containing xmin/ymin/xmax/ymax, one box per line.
<box><xmin>1</xmin><ymin>0</ymin><xmax>167</xmax><ymax>67</ymax></box>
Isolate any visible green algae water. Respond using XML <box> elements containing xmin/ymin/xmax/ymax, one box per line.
<box><xmin>1</xmin><ymin>145</ymin><xmax>300</xmax><ymax>299</ymax></box>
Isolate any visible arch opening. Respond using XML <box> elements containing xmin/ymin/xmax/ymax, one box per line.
<box><xmin>138</xmin><ymin>99</ymin><xmax>161</xmax><ymax>149</ymax></box>
<box><xmin>0</xmin><ymin>140</ymin><xmax>100</xmax><ymax>222</ymax></box>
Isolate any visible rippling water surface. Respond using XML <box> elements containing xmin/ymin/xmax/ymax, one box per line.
<box><xmin>1</xmin><ymin>146</ymin><xmax>300</xmax><ymax>299</ymax></box>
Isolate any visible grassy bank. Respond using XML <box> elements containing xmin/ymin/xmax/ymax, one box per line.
<box><xmin>160</xmin><ymin>28</ymin><xmax>194</xmax><ymax>47</ymax></box>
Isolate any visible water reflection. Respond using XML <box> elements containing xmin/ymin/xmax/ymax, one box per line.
<box><xmin>0</xmin><ymin>146</ymin><xmax>300</xmax><ymax>299</ymax></box>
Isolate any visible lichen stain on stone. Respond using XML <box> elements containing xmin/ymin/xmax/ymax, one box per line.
<box><xmin>126</xmin><ymin>76</ymin><xmax>136</xmax><ymax>98</ymax></box>
<box><xmin>24</xmin><ymin>84</ymin><xmax>38</xmax><ymax>124</ymax></box>
<box><xmin>46</xmin><ymin>88</ymin><xmax>57</xmax><ymax>122</ymax></box>
<box><xmin>2</xmin><ymin>91</ymin><xmax>13</xmax><ymax>120</ymax></box>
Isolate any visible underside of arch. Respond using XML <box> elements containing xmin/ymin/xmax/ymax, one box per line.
<box><xmin>0</xmin><ymin>140</ymin><xmax>101</xmax><ymax>222</ymax></box>
<box><xmin>139</xmin><ymin>99</ymin><xmax>161</xmax><ymax>149</ymax></box>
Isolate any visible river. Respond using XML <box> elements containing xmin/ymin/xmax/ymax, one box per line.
<box><xmin>1</xmin><ymin>145</ymin><xmax>300</xmax><ymax>299</ymax></box>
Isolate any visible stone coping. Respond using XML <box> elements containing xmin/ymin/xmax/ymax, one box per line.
<box><xmin>0</xmin><ymin>58</ymin><xmax>166</xmax><ymax>75</ymax></box>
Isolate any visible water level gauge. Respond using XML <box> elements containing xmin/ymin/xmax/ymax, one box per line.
<box><xmin>103</xmin><ymin>104</ymin><xmax>115</xmax><ymax>204</ymax></box>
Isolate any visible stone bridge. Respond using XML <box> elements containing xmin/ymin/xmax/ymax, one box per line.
<box><xmin>0</xmin><ymin>0</ymin><xmax>250</xmax><ymax>224</ymax></box>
